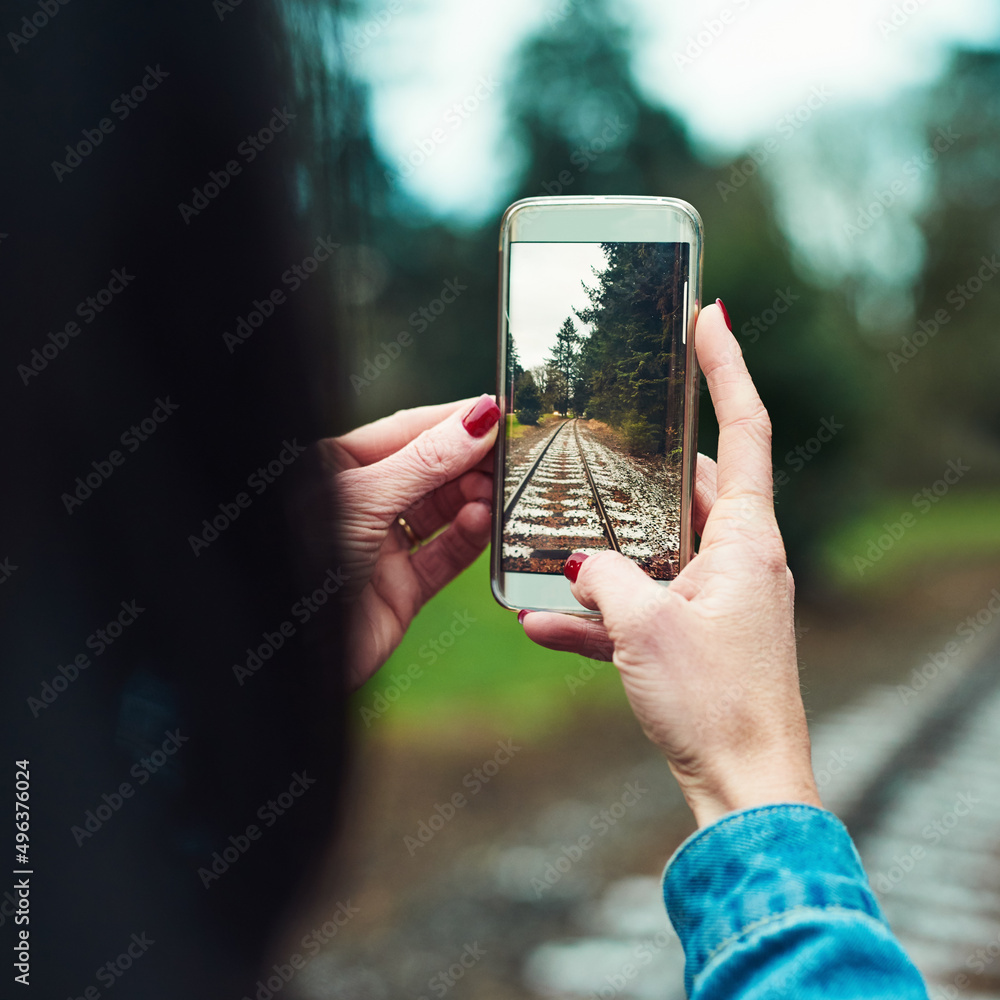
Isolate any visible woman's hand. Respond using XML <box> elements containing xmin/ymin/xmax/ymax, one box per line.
<box><xmin>311</xmin><ymin>394</ymin><xmax>499</xmax><ymax>690</ymax></box>
<box><xmin>521</xmin><ymin>303</ymin><xmax>822</xmax><ymax>827</ymax></box>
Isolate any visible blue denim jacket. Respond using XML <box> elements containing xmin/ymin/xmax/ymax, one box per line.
<box><xmin>662</xmin><ymin>804</ymin><xmax>929</xmax><ymax>999</ymax></box>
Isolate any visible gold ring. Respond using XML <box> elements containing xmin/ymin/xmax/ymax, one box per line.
<box><xmin>396</xmin><ymin>515</ymin><xmax>421</xmax><ymax>549</ymax></box>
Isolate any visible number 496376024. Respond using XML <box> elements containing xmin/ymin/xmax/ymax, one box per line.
<box><xmin>14</xmin><ymin>761</ymin><xmax>30</xmax><ymax>862</ymax></box>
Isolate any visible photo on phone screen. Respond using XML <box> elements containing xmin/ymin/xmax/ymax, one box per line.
<box><xmin>501</xmin><ymin>239</ymin><xmax>690</xmax><ymax>583</ymax></box>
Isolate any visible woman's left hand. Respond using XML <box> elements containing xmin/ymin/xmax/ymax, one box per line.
<box><xmin>311</xmin><ymin>394</ymin><xmax>499</xmax><ymax>689</ymax></box>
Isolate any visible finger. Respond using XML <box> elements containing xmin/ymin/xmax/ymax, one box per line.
<box><xmin>401</xmin><ymin>470</ymin><xmax>492</xmax><ymax>541</ymax></box>
<box><xmin>344</xmin><ymin>394</ymin><xmax>500</xmax><ymax>521</ymax></box>
<box><xmin>333</xmin><ymin>397</ymin><xmax>477</xmax><ymax>467</ymax></box>
<box><xmin>472</xmin><ymin>450</ymin><xmax>495</xmax><ymax>475</ymax></box>
<box><xmin>695</xmin><ymin>302</ymin><xmax>774</xmax><ymax>505</ymax></box>
<box><xmin>408</xmin><ymin>500</ymin><xmax>492</xmax><ymax>604</ymax></box>
<box><xmin>569</xmin><ymin>550</ymin><xmax>666</xmax><ymax>628</ymax></box>
<box><xmin>520</xmin><ymin>612</ymin><xmax>614</xmax><ymax>661</ymax></box>
<box><xmin>693</xmin><ymin>452</ymin><xmax>718</xmax><ymax>537</ymax></box>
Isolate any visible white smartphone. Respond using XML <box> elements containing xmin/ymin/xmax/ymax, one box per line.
<box><xmin>490</xmin><ymin>195</ymin><xmax>703</xmax><ymax>615</ymax></box>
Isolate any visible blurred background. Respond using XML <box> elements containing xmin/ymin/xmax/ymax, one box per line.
<box><xmin>293</xmin><ymin>0</ymin><xmax>1000</xmax><ymax>996</ymax></box>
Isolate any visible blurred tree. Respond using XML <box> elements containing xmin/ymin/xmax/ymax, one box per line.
<box><xmin>886</xmin><ymin>49</ymin><xmax>1000</xmax><ymax>482</ymax></box>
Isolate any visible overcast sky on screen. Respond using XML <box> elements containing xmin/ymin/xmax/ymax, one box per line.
<box><xmin>345</xmin><ymin>0</ymin><xmax>999</xmax><ymax>221</ymax></box>
<box><xmin>508</xmin><ymin>242</ymin><xmax>607</xmax><ymax>370</ymax></box>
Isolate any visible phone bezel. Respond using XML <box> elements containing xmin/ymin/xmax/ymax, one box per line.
<box><xmin>491</xmin><ymin>195</ymin><xmax>704</xmax><ymax>615</ymax></box>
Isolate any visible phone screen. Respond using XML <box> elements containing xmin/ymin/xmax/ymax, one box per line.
<box><xmin>501</xmin><ymin>240</ymin><xmax>689</xmax><ymax>584</ymax></box>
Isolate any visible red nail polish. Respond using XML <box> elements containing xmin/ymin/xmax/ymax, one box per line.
<box><xmin>564</xmin><ymin>552</ymin><xmax>588</xmax><ymax>583</ymax></box>
<box><xmin>517</xmin><ymin>610</ymin><xmax>528</xmax><ymax>624</ymax></box>
<box><xmin>716</xmin><ymin>298</ymin><xmax>732</xmax><ymax>332</ymax></box>
<box><xmin>462</xmin><ymin>395</ymin><xmax>500</xmax><ymax>438</ymax></box>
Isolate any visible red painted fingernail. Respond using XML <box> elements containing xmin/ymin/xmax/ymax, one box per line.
<box><xmin>716</xmin><ymin>298</ymin><xmax>732</xmax><ymax>332</ymax></box>
<box><xmin>462</xmin><ymin>394</ymin><xmax>501</xmax><ymax>438</ymax></box>
<box><xmin>517</xmin><ymin>610</ymin><xmax>528</xmax><ymax>624</ymax></box>
<box><xmin>564</xmin><ymin>552</ymin><xmax>588</xmax><ymax>583</ymax></box>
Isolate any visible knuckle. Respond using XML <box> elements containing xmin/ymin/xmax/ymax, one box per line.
<box><xmin>759</xmin><ymin>541</ymin><xmax>789</xmax><ymax>577</ymax></box>
<box><xmin>731</xmin><ymin>404</ymin><xmax>772</xmax><ymax>442</ymax></box>
<box><xmin>409</xmin><ymin>430</ymin><xmax>452</xmax><ymax>481</ymax></box>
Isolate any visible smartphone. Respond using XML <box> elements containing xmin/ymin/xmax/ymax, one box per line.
<box><xmin>490</xmin><ymin>195</ymin><xmax>703</xmax><ymax>615</ymax></box>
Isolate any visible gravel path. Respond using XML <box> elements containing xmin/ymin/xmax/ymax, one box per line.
<box><xmin>502</xmin><ymin>420</ymin><xmax>681</xmax><ymax>579</ymax></box>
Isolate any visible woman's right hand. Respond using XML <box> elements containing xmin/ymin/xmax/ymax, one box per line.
<box><xmin>521</xmin><ymin>302</ymin><xmax>822</xmax><ymax>828</ymax></box>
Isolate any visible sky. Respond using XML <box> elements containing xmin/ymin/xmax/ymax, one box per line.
<box><xmin>507</xmin><ymin>242</ymin><xmax>607</xmax><ymax>369</ymax></box>
<box><xmin>343</xmin><ymin>0</ymin><xmax>1000</xmax><ymax>222</ymax></box>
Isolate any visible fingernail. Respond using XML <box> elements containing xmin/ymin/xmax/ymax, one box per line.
<box><xmin>716</xmin><ymin>298</ymin><xmax>732</xmax><ymax>332</ymax></box>
<box><xmin>517</xmin><ymin>610</ymin><xmax>528</xmax><ymax>625</ymax></box>
<box><xmin>473</xmin><ymin>497</ymin><xmax>492</xmax><ymax>508</ymax></box>
<box><xmin>564</xmin><ymin>551</ymin><xmax>588</xmax><ymax>583</ymax></box>
<box><xmin>462</xmin><ymin>394</ymin><xmax>501</xmax><ymax>438</ymax></box>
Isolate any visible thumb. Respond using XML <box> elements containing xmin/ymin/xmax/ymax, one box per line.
<box><xmin>567</xmin><ymin>550</ymin><xmax>667</xmax><ymax>633</ymax></box>
<box><xmin>367</xmin><ymin>394</ymin><xmax>499</xmax><ymax>514</ymax></box>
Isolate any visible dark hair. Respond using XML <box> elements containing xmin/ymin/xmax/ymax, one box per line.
<box><xmin>1</xmin><ymin>1</ymin><xmax>353</xmax><ymax>994</ymax></box>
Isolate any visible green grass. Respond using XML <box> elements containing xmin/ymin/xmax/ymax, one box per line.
<box><xmin>819</xmin><ymin>489</ymin><xmax>1000</xmax><ymax>588</ymax></box>
<box><xmin>505</xmin><ymin>413</ymin><xmax>527</xmax><ymax>439</ymax></box>
<box><xmin>353</xmin><ymin>550</ymin><xmax>626</xmax><ymax>735</ymax></box>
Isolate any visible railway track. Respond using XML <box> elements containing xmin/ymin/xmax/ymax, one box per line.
<box><xmin>502</xmin><ymin>418</ymin><xmax>623</xmax><ymax>573</ymax></box>
<box><xmin>573</xmin><ymin>419</ymin><xmax>622</xmax><ymax>555</ymax></box>
<box><xmin>502</xmin><ymin>417</ymin><xmax>680</xmax><ymax>577</ymax></box>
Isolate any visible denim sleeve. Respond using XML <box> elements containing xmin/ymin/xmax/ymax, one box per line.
<box><xmin>662</xmin><ymin>804</ymin><xmax>929</xmax><ymax>999</ymax></box>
